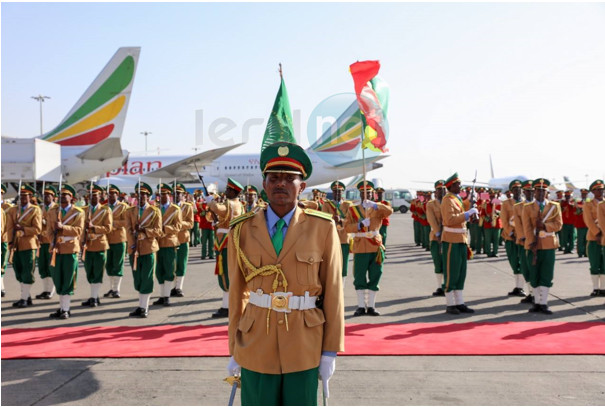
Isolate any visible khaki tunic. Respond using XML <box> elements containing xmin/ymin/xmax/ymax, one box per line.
<box><xmin>46</xmin><ymin>206</ymin><xmax>85</xmax><ymax>254</ymax></box>
<box><xmin>426</xmin><ymin>199</ymin><xmax>442</xmax><ymax>241</ymax></box>
<box><xmin>107</xmin><ymin>202</ymin><xmax>130</xmax><ymax>244</ymax></box>
<box><xmin>500</xmin><ymin>198</ymin><xmax>519</xmax><ymax>242</ymax></box>
<box><xmin>228</xmin><ymin>207</ymin><xmax>344</xmax><ymax>374</ymax></box>
<box><xmin>1</xmin><ymin>208</ymin><xmax>7</xmax><ymax>243</ymax></box>
<box><xmin>157</xmin><ymin>204</ymin><xmax>182</xmax><ymax>248</ymax></box>
<box><xmin>39</xmin><ymin>203</ymin><xmax>58</xmax><ymax>245</ymax></box>
<box><xmin>7</xmin><ymin>203</ymin><xmax>42</xmax><ymax>251</ymax></box>
<box><xmin>583</xmin><ymin>199</ymin><xmax>603</xmax><ymax>242</ymax></box>
<box><xmin>440</xmin><ymin>193</ymin><xmax>468</xmax><ymax>244</ymax></box>
<box><xmin>83</xmin><ymin>204</ymin><xmax>113</xmax><ymax>252</ymax></box>
<box><xmin>177</xmin><ymin>202</ymin><xmax>194</xmax><ymax>244</ymax></box>
<box><xmin>127</xmin><ymin>204</ymin><xmax>162</xmax><ymax>256</ymax></box>
<box><xmin>209</xmin><ymin>198</ymin><xmax>244</xmax><ymax>239</ymax></box>
<box><xmin>597</xmin><ymin>201</ymin><xmax>605</xmax><ymax>245</ymax></box>
<box><xmin>522</xmin><ymin>200</ymin><xmax>563</xmax><ymax>250</ymax></box>
<box><xmin>513</xmin><ymin>202</ymin><xmax>527</xmax><ymax>245</ymax></box>
<box><xmin>321</xmin><ymin>200</ymin><xmax>352</xmax><ymax>244</ymax></box>
<box><xmin>344</xmin><ymin>202</ymin><xmax>393</xmax><ymax>253</ymax></box>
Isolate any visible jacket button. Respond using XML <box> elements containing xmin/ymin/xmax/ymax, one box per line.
<box><xmin>309</xmin><ymin>257</ymin><xmax>314</xmax><ymax>262</ymax></box>
<box><xmin>278</xmin><ymin>320</ymin><xmax>284</xmax><ymax>325</ymax></box>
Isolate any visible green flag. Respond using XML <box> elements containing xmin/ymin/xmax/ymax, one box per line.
<box><xmin>262</xmin><ymin>77</ymin><xmax>296</xmax><ymax>152</ymax></box>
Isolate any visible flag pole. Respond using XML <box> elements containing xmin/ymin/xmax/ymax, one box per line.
<box><xmin>279</xmin><ymin>63</ymin><xmax>282</xmax><ymax>79</ymax></box>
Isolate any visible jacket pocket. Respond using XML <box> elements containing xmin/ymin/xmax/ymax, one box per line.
<box><xmin>303</xmin><ymin>309</ymin><xmax>326</xmax><ymax>328</ymax></box>
<box><xmin>238</xmin><ymin>316</ymin><xmax>255</xmax><ymax>333</ymax></box>
<box><xmin>295</xmin><ymin>251</ymin><xmax>322</xmax><ymax>285</ymax></box>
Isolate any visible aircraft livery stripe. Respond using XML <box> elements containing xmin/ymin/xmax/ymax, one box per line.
<box><xmin>316</xmin><ymin>138</ymin><xmax>360</xmax><ymax>153</ymax></box>
<box><xmin>314</xmin><ymin>117</ymin><xmax>362</xmax><ymax>151</ymax></box>
<box><xmin>55</xmin><ymin>124</ymin><xmax>114</xmax><ymax>146</ymax></box>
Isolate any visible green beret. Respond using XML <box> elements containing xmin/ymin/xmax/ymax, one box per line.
<box><xmin>532</xmin><ymin>178</ymin><xmax>551</xmax><ymax>190</ymax></box>
<box><xmin>61</xmin><ymin>184</ymin><xmax>76</xmax><ymax>197</ymax></box>
<box><xmin>445</xmin><ymin>173</ymin><xmax>461</xmax><ymax>188</ymax></box>
<box><xmin>44</xmin><ymin>185</ymin><xmax>57</xmax><ymax>196</ymax></box>
<box><xmin>20</xmin><ymin>183</ymin><xmax>36</xmax><ymax>195</ymax></box>
<box><xmin>108</xmin><ymin>184</ymin><xmax>121</xmax><ymax>194</ymax></box>
<box><xmin>157</xmin><ymin>183</ymin><xmax>173</xmax><ymax>194</ymax></box>
<box><xmin>227</xmin><ymin>178</ymin><xmax>243</xmax><ymax>193</ymax></box>
<box><xmin>357</xmin><ymin>180</ymin><xmax>375</xmax><ymax>190</ymax></box>
<box><xmin>245</xmin><ymin>185</ymin><xmax>258</xmax><ymax>194</ymax></box>
<box><xmin>260</xmin><ymin>142</ymin><xmax>313</xmax><ymax>180</ymax></box>
<box><xmin>135</xmin><ymin>182</ymin><xmax>153</xmax><ymax>195</ymax></box>
<box><xmin>175</xmin><ymin>183</ymin><xmax>187</xmax><ymax>193</ymax></box>
<box><xmin>1</xmin><ymin>183</ymin><xmax>7</xmax><ymax>194</ymax></box>
<box><xmin>434</xmin><ymin>180</ymin><xmax>446</xmax><ymax>188</ymax></box>
<box><xmin>589</xmin><ymin>179</ymin><xmax>604</xmax><ymax>191</ymax></box>
<box><xmin>509</xmin><ymin>179</ymin><xmax>523</xmax><ymax>190</ymax></box>
<box><xmin>330</xmin><ymin>181</ymin><xmax>346</xmax><ymax>191</ymax></box>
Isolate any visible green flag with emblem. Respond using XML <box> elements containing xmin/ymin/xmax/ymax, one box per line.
<box><xmin>262</xmin><ymin>68</ymin><xmax>296</xmax><ymax>152</ymax></box>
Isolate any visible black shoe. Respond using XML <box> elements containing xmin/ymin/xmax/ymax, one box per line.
<box><xmin>103</xmin><ymin>290</ymin><xmax>114</xmax><ymax>298</ymax></box>
<box><xmin>209</xmin><ymin>256</ymin><xmax>215</xmax><ymax>260</ymax></box>
<box><xmin>163</xmin><ymin>297</ymin><xmax>171</xmax><ymax>306</ymax></box>
<box><xmin>59</xmin><ymin>310</ymin><xmax>70</xmax><ymax>319</ymax></box>
<box><xmin>456</xmin><ymin>304</ymin><xmax>475</xmax><ymax>313</ymax></box>
<box><xmin>590</xmin><ymin>289</ymin><xmax>599</xmax><ymax>297</ymax></box>
<box><xmin>508</xmin><ymin>287</ymin><xmax>527</xmax><ymax>297</ymax></box>
<box><xmin>13</xmin><ymin>299</ymin><xmax>28</xmax><ymax>308</ymax></box>
<box><xmin>81</xmin><ymin>297</ymin><xmax>97</xmax><ymax>307</ymax></box>
<box><xmin>171</xmin><ymin>288</ymin><xmax>184</xmax><ymax>297</ymax></box>
<box><xmin>1</xmin><ymin>290</ymin><xmax>5</xmax><ymax>297</ymax></box>
<box><xmin>540</xmin><ymin>304</ymin><xmax>553</xmax><ymax>315</ymax></box>
<box><xmin>353</xmin><ymin>307</ymin><xmax>366</xmax><ymax>316</ymax></box>
<box><xmin>111</xmin><ymin>291</ymin><xmax>121</xmax><ymax>298</ymax></box>
<box><xmin>35</xmin><ymin>291</ymin><xmax>49</xmax><ymax>299</ymax></box>
<box><xmin>95</xmin><ymin>298</ymin><xmax>102</xmax><ymax>306</ymax></box>
<box><xmin>520</xmin><ymin>295</ymin><xmax>534</xmax><ymax>304</ymax></box>
<box><xmin>446</xmin><ymin>306</ymin><xmax>461</xmax><ymax>315</ymax></box>
<box><xmin>49</xmin><ymin>308</ymin><xmax>62</xmax><ymax>318</ymax></box>
<box><xmin>27</xmin><ymin>296</ymin><xmax>33</xmax><ymax>305</ymax></box>
<box><xmin>211</xmin><ymin>307</ymin><xmax>229</xmax><ymax>318</ymax></box>
<box><xmin>152</xmin><ymin>297</ymin><xmax>165</xmax><ymax>306</ymax></box>
<box><xmin>170</xmin><ymin>288</ymin><xmax>178</xmax><ymax>297</ymax></box>
<box><xmin>528</xmin><ymin>304</ymin><xmax>541</xmax><ymax>313</ymax></box>
<box><xmin>201</xmin><ymin>256</ymin><xmax>206</xmax><ymax>260</ymax></box>
<box><xmin>366</xmin><ymin>307</ymin><xmax>381</xmax><ymax>316</ymax></box>
<box><xmin>432</xmin><ymin>288</ymin><xmax>445</xmax><ymax>296</ymax></box>
<box><xmin>129</xmin><ymin>307</ymin><xmax>148</xmax><ymax>318</ymax></box>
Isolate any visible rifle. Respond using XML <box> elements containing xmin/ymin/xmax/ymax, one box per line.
<box><xmin>193</xmin><ymin>159</ymin><xmax>219</xmax><ymax>224</ymax></box>
<box><xmin>468</xmin><ymin>171</ymin><xmax>479</xmax><ymax>223</ymax></box>
<box><xmin>81</xmin><ymin>181</ymin><xmax>93</xmax><ymax>261</ymax></box>
<box><xmin>531</xmin><ymin>202</ymin><xmax>556</xmax><ymax>266</ymax></box>
<box><xmin>132</xmin><ymin>177</ymin><xmax>141</xmax><ymax>270</ymax></box>
<box><xmin>50</xmin><ymin>175</ymin><xmax>62</xmax><ymax>267</ymax></box>
<box><xmin>8</xmin><ymin>179</ymin><xmax>23</xmax><ymax>263</ymax></box>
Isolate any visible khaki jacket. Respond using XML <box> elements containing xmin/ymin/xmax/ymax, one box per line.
<box><xmin>107</xmin><ymin>201</ymin><xmax>130</xmax><ymax>244</ymax></box>
<box><xmin>583</xmin><ymin>199</ymin><xmax>602</xmax><ymax>242</ymax></box>
<box><xmin>127</xmin><ymin>204</ymin><xmax>162</xmax><ymax>256</ymax></box>
<box><xmin>299</xmin><ymin>200</ymin><xmax>320</xmax><ymax>211</ymax></box>
<box><xmin>597</xmin><ymin>201</ymin><xmax>605</xmax><ymax>246</ymax></box>
<box><xmin>46</xmin><ymin>205</ymin><xmax>85</xmax><ymax>254</ymax></box>
<box><xmin>426</xmin><ymin>199</ymin><xmax>442</xmax><ymax>242</ymax></box>
<box><xmin>210</xmin><ymin>198</ymin><xmax>244</xmax><ymax>237</ymax></box>
<box><xmin>2</xmin><ymin>202</ymin><xmax>13</xmax><ymax>212</ymax></box>
<box><xmin>1</xmin><ymin>208</ymin><xmax>7</xmax><ymax>243</ymax></box>
<box><xmin>177</xmin><ymin>202</ymin><xmax>194</xmax><ymax>244</ymax></box>
<box><xmin>7</xmin><ymin>203</ymin><xmax>42</xmax><ymax>251</ymax></box>
<box><xmin>322</xmin><ymin>200</ymin><xmax>352</xmax><ymax>244</ymax></box>
<box><xmin>514</xmin><ymin>201</ymin><xmax>528</xmax><ymax>245</ymax></box>
<box><xmin>83</xmin><ymin>204</ymin><xmax>113</xmax><ymax>252</ymax></box>
<box><xmin>158</xmin><ymin>203</ymin><xmax>182</xmax><ymax>247</ymax></box>
<box><xmin>345</xmin><ymin>202</ymin><xmax>393</xmax><ymax>253</ymax></box>
<box><xmin>228</xmin><ymin>206</ymin><xmax>344</xmax><ymax>374</ymax></box>
<box><xmin>501</xmin><ymin>198</ymin><xmax>522</xmax><ymax>242</ymax></box>
<box><xmin>440</xmin><ymin>193</ymin><xmax>468</xmax><ymax>244</ymax></box>
<box><xmin>39</xmin><ymin>202</ymin><xmax>58</xmax><ymax>244</ymax></box>
<box><xmin>522</xmin><ymin>200</ymin><xmax>563</xmax><ymax>250</ymax></box>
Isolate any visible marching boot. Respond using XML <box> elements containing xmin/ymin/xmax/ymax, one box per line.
<box><xmin>212</xmin><ymin>292</ymin><xmax>229</xmax><ymax>318</ymax></box>
<box><xmin>454</xmin><ymin>290</ymin><xmax>474</xmax><ymax>313</ymax></box>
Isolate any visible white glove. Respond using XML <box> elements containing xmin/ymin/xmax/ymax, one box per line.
<box><xmin>205</xmin><ymin>195</ymin><xmax>214</xmax><ymax>204</ymax></box>
<box><xmin>318</xmin><ymin>354</ymin><xmax>336</xmax><ymax>397</ymax></box>
<box><xmin>465</xmin><ymin>208</ymin><xmax>479</xmax><ymax>219</ymax></box>
<box><xmin>362</xmin><ymin>200</ymin><xmax>377</xmax><ymax>210</ymax></box>
<box><xmin>227</xmin><ymin>356</ymin><xmax>241</xmax><ymax>376</ymax></box>
<box><xmin>361</xmin><ymin>218</ymin><xmax>371</xmax><ymax>228</ymax></box>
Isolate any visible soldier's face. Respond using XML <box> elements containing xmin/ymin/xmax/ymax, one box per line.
<box><xmin>376</xmin><ymin>192</ymin><xmax>384</xmax><ymax>201</ymax></box>
<box><xmin>160</xmin><ymin>193</ymin><xmax>170</xmax><ymax>205</ymax></box>
<box><xmin>512</xmin><ymin>186</ymin><xmax>521</xmax><ymax>200</ymax></box>
<box><xmin>20</xmin><ymin>193</ymin><xmax>30</xmax><ymax>206</ymax></box>
<box><xmin>523</xmin><ymin>189</ymin><xmax>534</xmax><ymax>201</ymax></box>
<box><xmin>535</xmin><ymin>188</ymin><xmax>546</xmax><ymax>201</ymax></box>
<box><xmin>44</xmin><ymin>193</ymin><xmax>53</xmax><ymax>206</ymax></box>
<box><xmin>91</xmin><ymin>193</ymin><xmax>99</xmax><ymax>206</ymax></box>
<box><xmin>594</xmin><ymin>189</ymin><xmax>603</xmax><ymax>200</ymax></box>
<box><xmin>225</xmin><ymin>188</ymin><xmax>239</xmax><ymax>200</ymax></box>
<box><xmin>450</xmin><ymin>181</ymin><xmax>461</xmax><ymax>195</ymax></box>
<box><xmin>246</xmin><ymin>193</ymin><xmax>256</xmax><ymax>205</ymax></box>
<box><xmin>332</xmin><ymin>189</ymin><xmax>342</xmax><ymax>201</ymax></box>
<box><xmin>60</xmin><ymin>193</ymin><xmax>72</xmax><ymax>207</ymax></box>
<box><xmin>263</xmin><ymin>173</ymin><xmax>305</xmax><ymax>206</ymax></box>
<box><xmin>109</xmin><ymin>192</ymin><xmax>118</xmax><ymax>204</ymax></box>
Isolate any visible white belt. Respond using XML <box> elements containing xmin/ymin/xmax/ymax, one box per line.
<box><xmin>88</xmin><ymin>233</ymin><xmax>102</xmax><ymax>240</ymax></box>
<box><xmin>536</xmin><ymin>230</ymin><xmax>555</xmax><ymax>238</ymax></box>
<box><xmin>57</xmin><ymin>236</ymin><xmax>75</xmax><ymax>243</ymax></box>
<box><xmin>354</xmin><ymin>231</ymin><xmax>379</xmax><ymax>238</ymax></box>
<box><xmin>443</xmin><ymin>226</ymin><xmax>467</xmax><ymax>234</ymax></box>
<box><xmin>216</xmin><ymin>228</ymin><xmax>230</xmax><ymax>234</ymax></box>
<box><xmin>248</xmin><ymin>290</ymin><xmax>317</xmax><ymax>313</ymax></box>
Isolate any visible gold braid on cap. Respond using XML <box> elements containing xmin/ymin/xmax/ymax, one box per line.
<box><xmin>233</xmin><ymin>221</ymin><xmax>290</xmax><ymax>334</ymax></box>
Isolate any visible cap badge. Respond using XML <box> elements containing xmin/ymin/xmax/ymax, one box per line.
<box><xmin>277</xmin><ymin>146</ymin><xmax>289</xmax><ymax>157</ymax></box>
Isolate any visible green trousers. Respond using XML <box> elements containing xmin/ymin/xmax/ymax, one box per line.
<box><xmin>38</xmin><ymin>243</ymin><xmax>52</xmax><ymax>279</ymax></box>
<box><xmin>422</xmin><ymin>225</ymin><xmax>430</xmax><ymax>248</ymax></box>
<box><xmin>51</xmin><ymin>253</ymin><xmax>78</xmax><ymax>295</ymax></box>
<box><xmin>191</xmin><ymin>222</ymin><xmax>200</xmax><ymax>247</ymax></box>
<box><xmin>379</xmin><ymin>225</ymin><xmax>388</xmax><ymax>246</ymax></box>
<box><xmin>217</xmin><ymin>247</ymin><xmax>229</xmax><ymax>291</ymax></box>
<box><xmin>201</xmin><ymin>229</ymin><xmax>215</xmax><ymax>258</ymax></box>
<box><xmin>241</xmin><ymin>367</ymin><xmax>318</xmax><ymax>406</ymax></box>
<box><xmin>156</xmin><ymin>247</ymin><xmax>177</xmax><ymax>284</ymax></box>
<box><xmin>1</xmin><ymin>242</ymin><xmax>7</xmax><ymax>275</ymax></box>
<box><xmin>470</xmin><ymin>223</ymin><xmax>483</xmax><ymax>253</ymax></box>
<box><xmin>441</xmin><ymin>242</ymin><xmax>467</xmax><ymax>292</ymax></box>
<box><xmin>131</xmin><ymin>252</ymin><xmax>155</xmax><ymax>294</ymax></box>
<box><xmin>14</xmin><ymin>249</ymin><xmax>36</xmax><ymax>284</ymax></box>
<box><xmin>587</xmin><ymin>241</ymin><xmax>604</xmax><ymax>274</ymax></box>
<box><xmin>526</xmin><ymin>249</ymin><xmax>555</xmax><ymax>288</ymax></box>
<box><xmin>341</xmin><ymin>243</ymin><xmax>350</xmax><ymax>277</ymax></box>
<box><xmin>413</xmin><ymin>221</ymin><xmax>421</xmax><ymax>245</ymax></box>
<box><xmin>483</xmin><ymin>228</ymin><xmax>501</xmax><ymax>256</ymax></box>
<box><xmin>106</xmin><ymin>242</ymin><xmax>126</xmax><ymax>277</ymax></box>
<box><xmin>519</xmin><ymin>245</ymin><xmax>531</xmax><ymax>283</ymax></box>
<box><xmin>353</xmin><ymin>252</ymin><xmax>382</xmax><ymax>291</ymax></box>
<box><xmin>176</xmin><ymin>242</ymin><xmax>189</xmax><ymax>277</ymax></box>
<box><xmin>576</xmin><ymin>227</ymin><xmax>587</xmax><ymax>256</ymax></box>
<box><xmin>561</xmin><ymin>224</ymin><xmax>576</xmax><ymax>253</ymax></box>
<box><xmin>430</xmin><ymin>240</ymin><xmax>443</xmax><ymax>274</ymax></box>
<box><xmin>505</xmin><ymin>240</ymin><xmax>521</xmax><ymax>274</ymax></box>
<box><xmin>84</xmin><ymin>250</ymin><xmax>106</xmax><ymax>284</ymax></box>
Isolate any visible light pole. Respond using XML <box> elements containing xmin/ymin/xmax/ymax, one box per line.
<box><xmin>140</xmin><ymin>131</ymin><xmax>152</xmax><ymax>155</ymax></box>
<box><xmin>31</xmin><ymin>95</ymin><xmax>51</xmax><ymax>135</ymax></box>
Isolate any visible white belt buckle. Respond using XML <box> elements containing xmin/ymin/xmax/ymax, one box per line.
<box><xmin>538</xmin><ymin>230</ymin><xmax>547</xmax><ymax>238</ymax></box>
<box><xmin>271</xmin><ymin>292</ymin><xmax>292</xmax><ymax>313</ymax></box>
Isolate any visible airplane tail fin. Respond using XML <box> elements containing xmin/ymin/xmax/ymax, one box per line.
<box><xmin>40</xmin><ymin>47</ymin><xmax>140</xmax><ymax>146</ymax></box>
<box><xmin>563</xmin><ymin>176</ymin><xmax>578</xmax><ymax>190</ymax></box>
<box><xmin>489</xmin><ymin>154</ymin><xmax>495</xmax><ymax>179</ymax></box>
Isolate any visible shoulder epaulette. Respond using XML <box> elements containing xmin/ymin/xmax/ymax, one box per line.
<box><xmin>303</xmin><ymin>208</ymin><xmax>333</xmax><ymax>221</ymax></box>
<box><xmin>229</xmin><ymin>211</ymin><xmax>255</xmax><ymax>228</ymax></box>
<box><xmin>73</xmin><ymin>206</ymin><xmax>84</xmax><ymax>213</ymax></box>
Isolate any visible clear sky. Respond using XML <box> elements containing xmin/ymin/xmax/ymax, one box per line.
<box><xmin>2</xmin><ymin>2</ymin><xmax>605</xmax><ymax>189</ymax></box>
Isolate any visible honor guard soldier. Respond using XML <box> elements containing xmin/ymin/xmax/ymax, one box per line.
<box><xmin>36</xmin><ymin>185</ymin><xmax>59</xmax><ymax>300</ymax></box>
<box><xmin>81</xmin><ymin>184</ymin><xmax>113</xmax><ymax>307</ymax></box>
<box><xmin>374</xmin><ymin>187</ymin><xmax>391</xmax><ymax>246</ymax></box>
<box><xmin>7</xmin><ymin>184</ymin><xmax>42</xmax><ymax>308</ymax></box>
<box><xmin>522</xmin><ymin>179</ymin><xmax>562</xmax><ymax>314</ymax></box>
<box><xmin>153</xmin><ymin>183</ymin><xmax>182</xmax><ymax>306</ymax></box>
<box><xmin>312</xmin><ymin>188</ymin><xmax>324</xmax><ymax>210</ymax></box>
<box><xmin>583</xmin><ymin>180</ymin><xmax>604</xmax><ymax>296</ymax></box>
<box><xmin>560</xmin><ymin>190</ymin><xmax>577</xmax><ymax>254</ymax></box>
<box><xmin>480</xmin><ymin>189</ymin><xmax>502</xmax><ymax>257</ymax></box>
<box><xmin>501</xmin><ymin>180</ymin><xmax>526</xmax><ymax>296</ymax></box>
<box><xmin>244</xmin><ymin>185</ymin><xmax>261</xmax><ymax>212</ymax></box>
<box><xmin>426</xmin><ymin>180</ymin><xmax>447</xmax><ymax>296</ymax></box>
<box><xmin>128</xmin><ymin>182</ymin><xmax>162</xmax><ymax>318</ymax></box>
<box><xmin>440</xmin><ymin>173</ymin><xmax>479</xmax><ymax>315</ymax></box>
<box><xmin>191</xmin><ymin>191</ymin><xmax>202</xmax><ymax>248</ymax></box>
<box><xmin>1</xmin><ymin>183</ymin><xmax>13</xmax><ymax>296</ymax></box>
<box><xmin>226</xmin><ymin>141</ymin><xmax>344</xmax><ymax>405</ymax></box>
<box><xmin>345</xmin><ymin>180</ymin><xmax>393</xmax><ymax>316</ymax></box>
<box><xmin>173</xmin><ymin>183</ymin><xmax>193</xmax><ymax>297</ymax></box>
<box><xmin>322</xmin><ymin>181</ymin><xmax>353</xmax><ymax>284</ymax></box>
<box><xmin>104</xmin><ymin>184</ymin><xmax>129</xmax><ymax>298</ymax></box>
<box><xmin>47</xmin><ymin>184</ymin><xmax>85</xmax><ymax>319</ymax></box>
<box><xmin>575</xmin><ymin>189</ymin><xmax>589</xmax><ymax>258</ymax></box>
<box><xmin>516</xmin><ymin>180</ymin><xmax>535</xmax><ymax>303</ymax></box>
<box><xmin>197</xmin><ymin>198</ymin><xmax>215</xmax><ymax>260</ymax></box>
<box><xmin>207</xmin><ymin>177</ymin><xmax>244</xmax><ymax>318</ymax></box>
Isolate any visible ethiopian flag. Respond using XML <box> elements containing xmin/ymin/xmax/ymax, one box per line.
<box><xmin>262</xmin><ymin>76</ymin><xmax>296</xmax><ymax>152</ymax></box>
<box><xmin>349</xmin><ymin>60</ymin><xmax>389</xmax><ymax>153</ymax></box>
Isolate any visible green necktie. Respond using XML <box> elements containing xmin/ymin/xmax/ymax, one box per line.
<box><xmin>272</xmin><ymin>219</ymin><xmax>286</xmax><ymax>255</ymax></box>
<box><xmin>61</xmin><ymin>208</ymin><xmax>67</xmax><ymax>217</ymax></box>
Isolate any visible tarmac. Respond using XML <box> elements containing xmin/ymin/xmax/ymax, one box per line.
<box><xmin>2</xmin><ymin>214</ymin><xmax>605</xmax><ymax>405</ymax></box>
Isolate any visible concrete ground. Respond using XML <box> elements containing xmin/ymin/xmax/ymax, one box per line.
<box><xmin>2</xmin><ymin>214</ymin><xmax>604</xmax><ymax>405</ymax></box>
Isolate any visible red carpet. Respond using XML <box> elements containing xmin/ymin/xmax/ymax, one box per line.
<box><xmin>2</xmin><ymin>322</ymin><xmax>604</xmax><ymax>359</ymax></box>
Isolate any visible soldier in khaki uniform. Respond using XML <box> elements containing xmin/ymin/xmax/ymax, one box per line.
<box><xmin>47</xmin><ymin>184</ymin><xmax>85</xmax><ymax>319</ymax></box>
<box><xmin>440</xmin><ymin>173</ymin><xmax>479</xmax><ymax>315</ymax></box>
<box><xmin>583</xmin><ymin>180</ymin><xmax>604</xmax><ymax>296</ymax></box>
<box><xmin>516</xmin><ymin>180</ymin><xmax>535</xmax><ymax>304</ymax></box>
<box><xmin>127</xmin><ymin>182</ymin><xmax>162</xmax><ymax>318</ymax></box>
<box><xmin>7</xmin><ymin>184</ymin><xmax>42</xmax><ymax>308</ymax></box>
<box><xmin>36</xmin><ymin>185</ymin><xmax>59</xmax><ymax>300</ymax></box>
<box><xmin>104</xmin><ymin>184</ymin><xmax>129</xmax><ymax>298</ymax></box>
<box><xmin>375</xmin><ymin>187</ymin><xmax>391</xmax><ymax>246</ymax></box>
<box><xmin>522</xmin><ymin>179</ymin><xmax>562</xmax><ymax>314</ymax></box>
<box><xmin>153</xmin><ymin>183</ymin><xmax>182</xmax><ymax>306</ymax></box>
<box><xmin>1</xmin><ymin>183</ymin><xmax>13</xmax><ymax>297</ymax></box>
<box><xmin>426</xmin><ymin>180</ymin><xmax>446</xmax><ymax>296</ymax></box>
<box><xmin>597</xmin><ymin>199</ymin><xmax>605</xmax><ymax>297</ymax></box>
<box><xmin>322</xmin><ymin>181</ymin><xmax>352</xmax><ymax>284</ymax></box>
<box><xmin>501</xmin><ymin>180</ymin><xmax>526</xmax><ymax>297</ymax></box>
<box><xmin>81</xmin><ymin>184</ymin><xmax>113</xmax><ymax>307</ymax></box>
<box><xmin>227</xmin><ymin>141</ymin><xmax>344</xmax><ymax>405</ymax></box>
<box><xmin>207</xmin><ymin>177</ymin><xmax>244</xmax><ymax>318</ymax></box>
<box><xmin>244</xmin><ymin>185</ymin><xmax>261</xmax><ymax>213</ymax></box>
<box><xmin>172</xmin><ymin>183</ymin><xmax>193</xmax><ymax>297</ymax></box>
<box><xmin>345</xmin><ymin>180</ymin><xmax>393</xmax><ymax>316</ymax></box>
